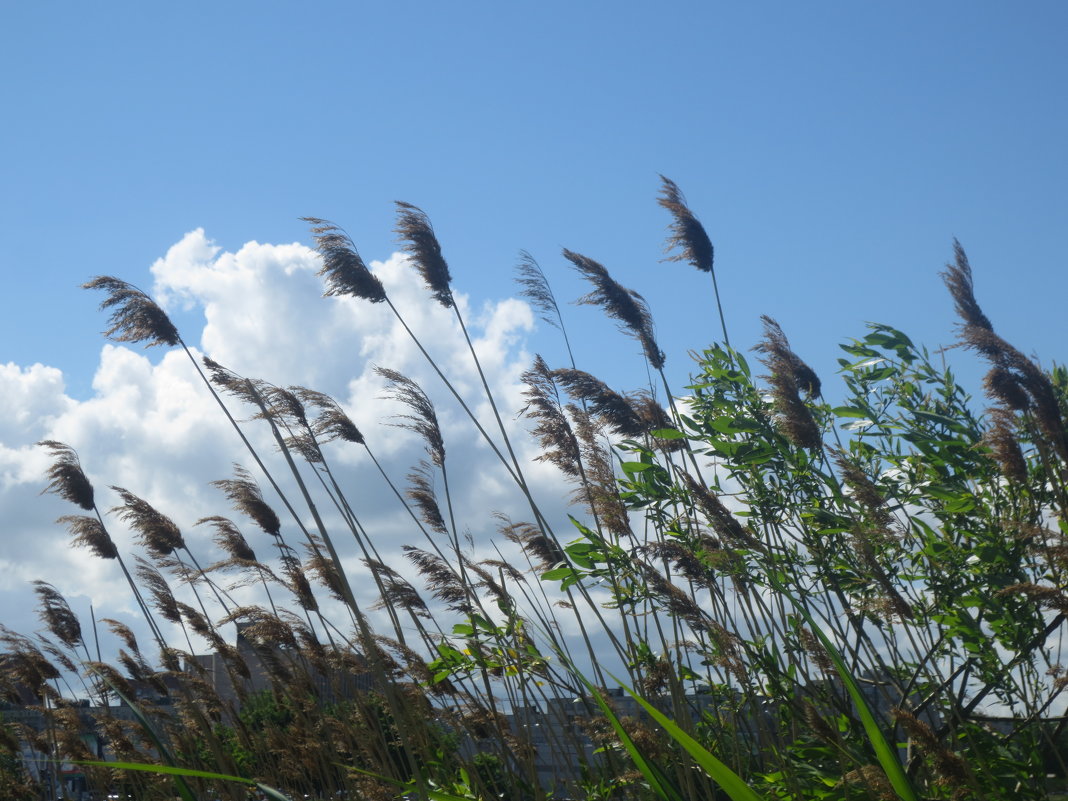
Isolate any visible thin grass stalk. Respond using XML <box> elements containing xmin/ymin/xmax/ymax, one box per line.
<box><xmin>241</xmin><ymin>384</ymin><xmax>438</xmax><ymax>800</ymax></box>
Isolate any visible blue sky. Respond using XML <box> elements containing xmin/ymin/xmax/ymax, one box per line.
<box><xmin>3</xmin><ymin>2</ymin><xmax>1066</xmax><ymax>396</ymax></box>
<box><xmin>1</xmin><ymin>2</ymin><xmax>1067</xmax><ymax>680</ymax></box>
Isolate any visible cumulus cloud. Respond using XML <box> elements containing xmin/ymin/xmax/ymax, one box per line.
<box><xmin>0</xmin><ymin>229</ymin><xmax>586</xmax><ymax>673</ymax></box>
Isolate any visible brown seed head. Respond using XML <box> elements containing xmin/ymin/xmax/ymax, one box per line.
<box><xmin>196</xmin><ymin>516</ymin><xmax>257</xmax><ymax>562</ymax></box>
<box><xmin>551</xmin><ymin>367</ymin><xmax>645</xmax><ymax>438</ymax></box>
<box><xmin>377</xmin><ymin>367</ymin><xmax>445</xmax><ymax>466</ymax></box>
<box><xmin>134</xmin><ymin>558</ymin><xmax>182</xmax><ymax>624</ymax></box>
<box><xmin>39</xmin><ymin>440</ymin><xmax>95</xmax><ymax>510</ymax></box>
<box><xmin>755</xmin><ymin>316</ymin><xmax>822</xmax><ymax>449</ymax></box>
<box><xmin>658</xmin><ymin>175</ymin><xmax>713</xmax><ymax>274</ymax></box>
<box><xmin>83</xmin><ymin>276</ymin><xmax>180</xmax><ymax>347</ymax></box>
<box><xmin>58</xmin><ymin>514</ymin><xmax>118</xmax><ymax>560</ymax></box>
<box><xmin>33</xmin><ymin>582</ymin><xmax>83</xmax><ymax>649</ymax></box>
<box><xmin>520</xmin><ymin>355</ymin><xmax>582</xmax><ymax>478</ymax></box>
<box><xmin>302</xmin><ymin>217</ymin><xmax>387</xmax><ymax>303</ymax></box>
<box><xmin>291</xmin><ymin>386</ymin><xmax>365</xmax><ymax>445</ymax></box>
<box><xmin>403</xmin><ymin>546</ymin><xmax>471</xmax><ymax>614</ymax></box>
<box><xmin>566</xmin><ymin>248</ymin><xmax>664</xmax><ymax>369</ymax></box>
<box><xmin>110</xmin><ymin>487</ymin><xmax>185</xmax><ymax>557</ymax></box>
<box><xmin>394</xmin><ymin>201</ymin><xmax>453</xmax><ymax>308</ymax></box>
<box><xmin>211</xmin><ymin>466</ymin><xmax>281</xmax><ymax>537</ymax></box>
<box><xmin>514</xmin><ymin>250</ymin><xmax>561</xmax><ymax>329</ymax></box>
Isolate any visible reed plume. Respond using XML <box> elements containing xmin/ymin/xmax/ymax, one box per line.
<box><xmin>303</xmin><ymin>217</ymin><xmax>387</xmax><ymax>303</ymax></box>
<box><xmin>39</xmin><ymin>441</ymin><xmax>95</xmax><ymax>510</ymax></box>
<box><xmin>134</xmin><ymin>558</ymin><xmax>183</xmax><ymax>626</ymax></box>
<box><xmin>211</xmin><ymin>466</ymin><xmax>282</xmax><ymax>537</ymax></box>
<box><xmin>403</xmin><ymin>546</ymin><xmax>472</xmax><ymax>614</ymax></box>
<box><xmin>570</xmin><ymin>405</ymin><xmax>632</xmax><ymax>537</ymax></box>
<box><xmin>499</xmin><ymin>516</ymin><xmax>564</xmax><ymax>572</ymax></box>
<box><xmin>983</xmin><ymin>407</ymin><xmax>1028</xmax><ymax>483</ymax></box>
<box><xmin>292</xmin><ymin>387</ymin><xmax>366</xmax><ymax>445</ymax></box>
<box><xmin>657</xmin><ymin>175</ymin><xmax>730</xmax><ymax>347</ymax></box>
<box><xmin>681</xmin><ymin>472</ymin><xmax>760</xmax><ymax>550</ymax></box>
<box><xmin>395</xmin><ymin>201</ymin><xmax>453</xmax><ymax>308</ymax></box>
<box><xmin>57</xmin><ymin>515</ymin><xmax>118</xmax><ymax>560</ymax></box>
<box><xmin>82</xmin><ymin>276</ymin><xmax>180</xmax><ymax>347</ymax></box>
<box><xmin>631</xmin><ymin>391</ymin><xmax>685</xmax><ymax>451</ymax></box>
<box><xmin>551</xmin><ymin>367</ymin><xmax>645</xmax><ymax>438</ymax></box>
<box><xmin>943</xmin><ymin>241</ymin><xmax>1068</xmax><ymax>460</ymax></box>
<box><xmin>515</xmin><ymin>250</ymin><xmax>563</xmax><ymax>330</ymax></box>
<box><xmin>754</xmin><ymin>316</ymin><xmax>822</xmax><ymax>449</ymax></box>
<box><xmin>658</xmin><ymin>175</ymin><xmax>714</xmax><ymax>275</ymax></box>
<box><xmin>279</xmin><ymin>548</ymin><xmax>319</xmax><ymax>613</ymax></box>
<box><xmin>197</xmin><ymin>516</ymin><xmax>257</xmax><ymax>562</ymax></box>
<box><xmin>110</xmin><ymin>487</ymin><xmax>186</xmax><ymax>558</ymax></box>
<box><xmin>520</xmin><ymin>356</ymin><xmax>582</xmax><ymax>479</ymax></box>
<box><xmin>566</xmin><ymin>248</ymin><xmax>664</xmax><ymax>369</ymax></box>
<box><xmin>376</xmin><ymin>367</ymin><xmax>445</xmax><ymax>467</ymax></box>
<box><xmin>304</xmin><ymin>539</ymin><xmax>348</xmax><ymax>603</ymax></box>
<box><xmin>32</xmin><ymin>582</ymin><xmax>83</xmax><ymax>651</ymax></box>
<box><xmin>406</xmin><ymin>461</ymin><xmax>448</xmax><ymax>536</ymax></box>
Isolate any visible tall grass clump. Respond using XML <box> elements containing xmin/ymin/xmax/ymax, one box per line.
<box><xmin>3</xmin><ymin>179</ymin><xmax>1068</xmax><ymax>801</ymax></box>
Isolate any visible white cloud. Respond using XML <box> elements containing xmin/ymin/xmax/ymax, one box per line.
<box><xmin>0</xmin><ymin>230</ymin><xmax>581</xmax><ymax>675</ymax></box>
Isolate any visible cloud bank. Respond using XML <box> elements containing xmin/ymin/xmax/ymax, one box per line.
<box><xmin>0</xmin><ymin>230</ymin><xmax>576</xmax><ymax>669</ymax></box>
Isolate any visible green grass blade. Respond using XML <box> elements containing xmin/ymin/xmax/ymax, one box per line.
<box><xmin>528</xmin><ymin>621</ymin><xmax>686</xmax><ymax>800</ymax></box>
<box><xmin>610</xmin><ymin>678</ymin><xmax>765</xmax><ymax>801</ymax></box>
<box><xmin>768</xmin><ymin>579</ymin><xmax>920</xmax><ymax>801</ymax></box>
<box><xmin>582</xmin><ymin>682</ymin><xmax>688</xmax><ymax>801</ymax></box>
<box><xmin>77</xmin><ymin>760</ymin><xmax>291</xmax><ymax>801</ymax></box>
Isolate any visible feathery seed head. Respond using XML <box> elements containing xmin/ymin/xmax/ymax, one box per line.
<box><xmin>39</xmin><ymin>440</ymin><xmax>96</xmax><ymax>510</ymax></box>
<box><xmin>520</xmin><ymin>356</ymin><xmax>582</xmax><ymax>478</ymax></box>
<box><xmin>406</xmin><ymin>461</ymin><xmax>448</xmax><ymax>535</ymax></box>
<box><xmin>111</xmin><ymin>487</ymin><xmax>185</xmax><ymax>557</ymax></box>
<box><xmin>211</xmin><ymin>466</ymin><xmax>281</xmax><ymax>537</ymax></box>
<box><xmin>33</xmin><ymin>582</ymin><xmax>83</xmax><ymax>649</ymax></box>
<box><xmin>377</xmin><ymin>367</ymin><xmax>445</xmax><ymax>466</ymax></box>
<box><xmin>658</xmin><ymin>175</ymin><xmax>714</xmax><ymax>274</ymax></box>
<box><xmin>551</xmin><ymin>367</ymin><xmax>645</xmax><ymax>438</ymax></box>
<box><xmin>514</xmin><ymin>250</ymin><xmax>561</xmax><ymax>329</ymax></box>
<box><xmin>984</xmin><ymin>408</ymin><xmax>1028</xmax><ymax>483</ymax></box>
<box><xmin>197</xmin><ymin>516</ymin><xmax>257</xmax><ymax>562</ymax></box>
<box><xmin>291</xmin><ymin>386</ymin><xmax>366</xmax><ymax>445</ymax></box>
<box><xmin>83</xmin><ymin>276</ymin><xmax>180</xmax><ymax>347</ymax></box>
<box><xmin>941</xmin><ymin>240</ymin><xmax>993</xmax><ymax>333</ymax></box>
<box><xmin>135</xmin><ymin>558</ymin><xmax>182</xmax><ymax>624</ymax></box>
<box><xmin>395</xmin><ymin>201</ymin><xmax>453</xmax><ymax>308</ymax></box>
<box><xmin>566</xmin><ymin>248</ymin><xmax>665</xmax><ymax>369</ymax></box>
<box><xmin>303</xmin><ymin>217</ymin><xmax>387</xmax><ymax>303</ymax></box>
<box><xmin>403</xmin><ymin>546</ymin><xmax>471</xmax><ymax>614</ymax></box>
<box><xmin>755</xmin><ymin>316</ymin><xmax>822</xmax><ymax>449</ymax></box>
<box><xmin>58</xmin><ymin>514</ymin><xmax>118</xmax><ymax>560</ymax></box>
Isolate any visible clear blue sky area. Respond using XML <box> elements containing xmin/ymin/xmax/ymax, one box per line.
<box><xmin>2</xmin><ymin>2</ymin><xmax>1066</xmax><ymax>398</ymax></box>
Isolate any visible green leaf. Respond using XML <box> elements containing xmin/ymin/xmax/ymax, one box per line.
<box><xmin>540</xmin><ymin>566</ymin><xmax>575</xmax><ymax>581</ymax></box>
<box><xmin>832</xmin><ymin>406</ymin><xmax>871</xmax><ymax>418</ymax></box>
<box><xmin>580</xmin><ymin>685</ymin><xmax>687</xmax><ymax>801</ymax></box>
<box><xmin>543</xmin><ymin>648</ymin><xmax>686</xmax><ymax>801</ymax></box>
<box><xmin>611</xmin><ymin>679</ymin><xmax>765</xmax><ymax>801</ymax></box>
<box><xmin>651</xmin><ymin>427</ymin><xmax>686</xmax><ymax>439</ymax></box>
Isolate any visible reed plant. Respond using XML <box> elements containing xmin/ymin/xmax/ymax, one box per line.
<box><xmin>3</xmin><ymin>179</ymin><xmax>1067</xmax><ymax>800</ymax></box>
